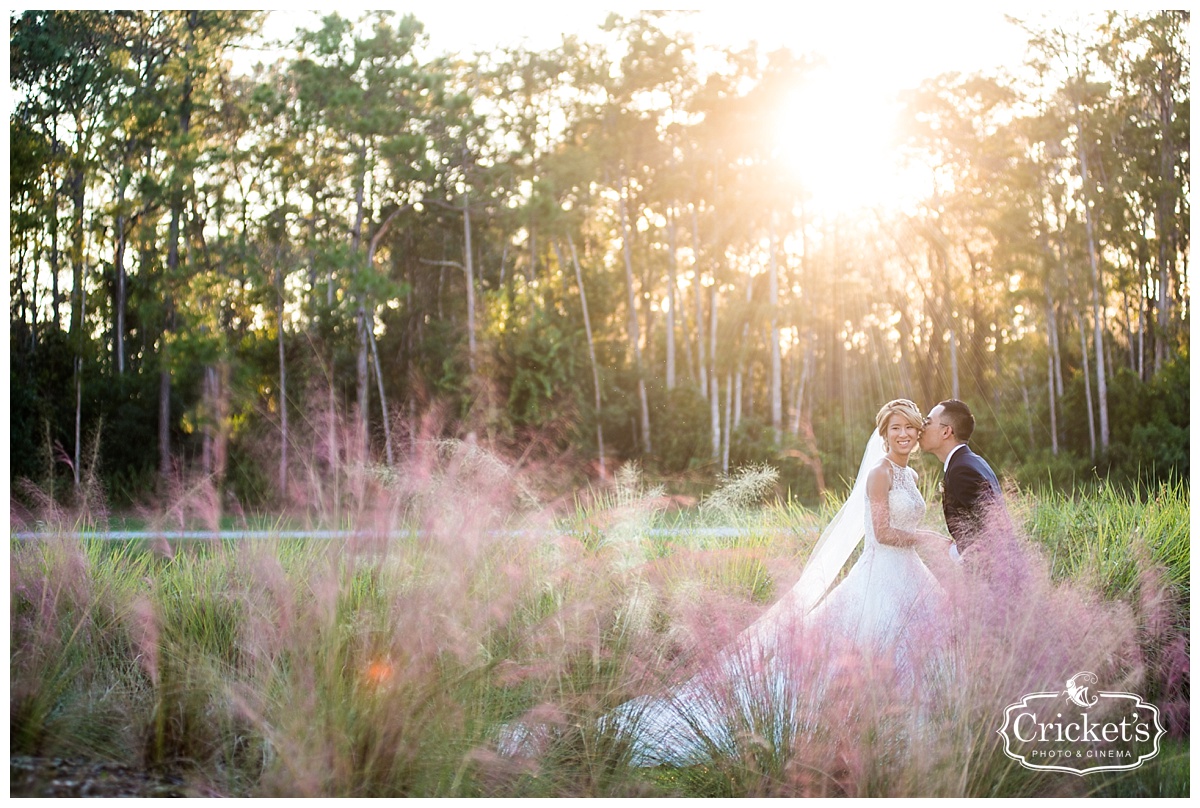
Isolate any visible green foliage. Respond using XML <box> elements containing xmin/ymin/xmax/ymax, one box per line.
<box><xmin>1008</xmin><ymin>447</ymin><xmax>1092</xmax><ymax>493</ymax></box>
<box><xmin>497</xmin><ymin>304</ymin><xmax>579</xmax><ymax>429</ymax></box>
<box><xmin>6</xmin><ymin>9</ymin><xmax>1189</xmax><ymax>522</ymax></box>
<box><xmin>1020</xmin><ymin>478</ymin><xmax>1189</xmax><ymax>727</ymax></box>
<box><xmin>648</xmin><ymin>385</ymin><xmax>712</xmax><ymax>473</ymax></box>
<box><xmin>1105</xmin><ymin>357</ymin><xmax>1189</xmax><ymax>484</ymax></box>
<box><xmin>1022</xmin><ymin>478</ymin><xmax>1189</xmax><ymax>605</ymax></box>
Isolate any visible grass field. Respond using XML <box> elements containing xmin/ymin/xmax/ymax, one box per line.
<box><xmin>9</xmin><ymin>448</ymin><xmax>1190</xmax><ymax>797</ymax></box>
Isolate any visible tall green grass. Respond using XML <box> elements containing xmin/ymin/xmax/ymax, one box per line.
<box><xmin>9</xmin><ymin>450</ymin><xmax>1190</xmax><ymax>797</ymax></box>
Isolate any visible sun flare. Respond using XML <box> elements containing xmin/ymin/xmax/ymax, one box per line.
<box><xmin>774</xmin><ymin>66</ymin><xmax>929</xmax><ymax>217</ymax></box>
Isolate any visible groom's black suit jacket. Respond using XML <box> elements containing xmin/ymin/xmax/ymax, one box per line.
<box><xmin>943</xmin><ymin>445</ymin><xmax>1003</xmax><ymax>552</ymax></box>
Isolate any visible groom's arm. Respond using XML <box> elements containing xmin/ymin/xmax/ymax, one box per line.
<box><xmin>945</xmin><ymin>461</ymin><xmax>1000</xmax><ymax>539</ymax></box>
<box><xmin>945</xmin><ymin>462</ymin><xmax>988</xmax><ymax>505</ymax></box>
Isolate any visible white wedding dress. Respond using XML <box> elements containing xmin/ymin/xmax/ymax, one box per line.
<box><xmin>602</xmin><ymin>437</ymin><xmax>947</xmax><ymax>767</ymax></box>
<box><xmin>805</xmin><ymin>456</ymin><xmax>943</xmax><ymax>654</ymax></box>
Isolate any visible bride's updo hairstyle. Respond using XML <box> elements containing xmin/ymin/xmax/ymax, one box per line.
<box><xmin>875</xmin><ymin>398</ymin><xmax>924</xmax><ymax>452</ymax></box>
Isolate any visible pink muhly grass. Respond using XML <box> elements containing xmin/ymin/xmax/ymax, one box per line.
<box><xmin>138</xmin><ymin>463</ymin><xmax>225</xmax><ymax>535</ymax></box>
<box><xmin>10</xmin><ymin>534</ymin><xmax>95</xmax><ymax>650</ymax></box>
<box><xmin>538</xmin><ymin>506</ymin><xmax>1162</xmax><ymax>797</ymax></box>
<box><xmin>1130</xmin><ymin>559</ymin><xmax>1190</xmax><ymax>738</ymax></box>
<box><xmin>14</xmin><ymin>478</ymin><xmax>69</xmax><ymax>532</ymax></box>
<box><xmin>217</xmin><ymin>424</ymin><xmax>565</xmax><ymax>795</ymax></box>
<box><xmin>1157</xmin><ymin>632</ymin><xmax>1189</xmax><ymax>738</ymax></box>
<box><xmin>127</xmin><ymin>595</ymin><xmax>160</xmax><ymax>687</ymax></box>
<box><xmin>231</xmin><ymin>538</ymin><xmax>298</xmax><ymax>669</ymax></box>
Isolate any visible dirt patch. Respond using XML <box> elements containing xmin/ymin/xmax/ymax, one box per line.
<box><xmin>10</xmin><ymin>756</ymin><xmax>202</xmax><ymax>798</ymax></box>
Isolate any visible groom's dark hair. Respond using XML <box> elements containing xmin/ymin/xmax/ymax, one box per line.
<box><xmin>938</xmin><ymin>399</ymin><xmax>975</xmax><ymax>442</ymax></box>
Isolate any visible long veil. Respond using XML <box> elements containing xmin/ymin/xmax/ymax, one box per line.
<box><xmin>789</xmin><ymin>431</ymin><xmax>885</xmax><ymax>615</ymax></box>
<box><xmin>569</xmin><ymin>432</ymin><xmax>888</xmax><ymax>766</ymax></box>
<box><xmin>738</xmin><ymin>431</ymin><xmax>884</xmax><ymax>643</ymax></box>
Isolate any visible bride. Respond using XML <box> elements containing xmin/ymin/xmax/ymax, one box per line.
<box><xmin>599</xmin><ymin>399</ymin><xmax>955</xmax><ymax>766</ymax></box>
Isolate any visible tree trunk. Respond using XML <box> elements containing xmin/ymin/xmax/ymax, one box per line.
<box><xmin>160</xmin><ymin>226</ymin><xmax>178</xmax><ymax>482</ymax></box>
<box><xmin>50</xmin><ymin>180</ymin><xmax>61</xmax><ymax>332</ymax></box>
<box><xmin>641</xmin><ymin>252</ymin><xmax>655</xmax><ymax>374</ymax></box>
<box><xmin>1073</xmin><ymin>305</ymin><xmax>1097</xmax><ymax>461</ymax></box>
<box><xmin>1136</xmin><ymin>237</ymin><xmax>1149</xmax><ymax>380</ymax></box>
<box><xmin>160</xmin><ymin>29</ymin><xmax>195</xmax><ymax>485</ymax></box>
<box><xmin>277</xmin><ymin>268</ymin><xmax>288</xmax><ymax>499</ymax></box>
<box><xmin>1046</xmin><ymin>351</ymin><xmax>1058</xmax><ymax>455</ymax></box>
<box><xmin>355</xmin><ymin>302</ymin><xmax>371</xmax><ymax>460</ymax></box>
<box><xmin>201</xmin><ymin>366</ymin><xmax>215</xmax><ymax>475</ymax></box>
<box><xmin>70</xmin><ymin>154</ymin><xmax>85</xmax><ymax>489</ymax></box>
<box><xmin>114</xmin><ymin>175</ymin><xmax>129</xmax><ymax>375</ymax></box>
<box><xmin>73</xmin><ymin>343</ymin><xmax>83</xmax><ymax>492</ymax></box>
<box><xmin>69</xmin><ymin>156</ymin><xmax>85</xmax><ymax>342</ymax></box>
<box><xmin>734</xmin><ymin>274</ymin><xmax>752</xmax><ymax>431</ymax></box>
<box><xmin>351</xmin><ymin>141</ymin><xmax>370</xmax><ymax>460</ymax></box>
<box><xmin>709</xmin><ymin>285</ymin><xmax>720</xmax><ymax>461</ymax></box>
<box><xmin>14</xmin><ymin>240</ymin><xmax>29</xmax><ymax>349</ymax></box>
<box><xmin>367</xmin><ymin>312</ymin><xmax>392</xmax><ymax>466</ymax></box>
<box><xmin>618</xmin><ymin>176</ymin><xmax>651</xmax><ymax>455</ymax></box>
<box><xmin>1043</xmin><ymin>293</ymin><xmax>1060</xmax><ymax>455</ymax></box>
<box><xmin>1154</xmin><ymin>51</ymin><xmax>1177</xmax><ymax>372</ymax></box>
<box><xmin>308</xmin><ymin>172</ymin><xmax>337</xmax><ymax>496</ymax></box>
<box><xmin>1155</xmin><ymin>216</ymin><xmax>1169</xmax><ymax>373</ymax></box>
<box><xmin>692</xmin><ymin>204</ymin><xmax>707</xmax><ymax>399</ymax></box>
<box><xmin>569</xmin><ymin>237</ymin><xmax>605</xmax><ymax>479</ymax></box>
<box><xmin>768</xmin><ymin>215</ymin><xmax>782</xmax><ymax>444</ymax></box>
<box><xmin>365</xmin><ymin>204</ymin><xmax>406</xmax><ymax>466</ymax></box>
<box><xmin>666</xmin><ymin>206</ymin><xmax>678</xmax><ymax>390</ymax></box>
<box><xmin>680</xmin><ymin>279</ymin><xmax>697</xmax><ymax>388</ymax></box>
<box><xmin>733</xmin><ymin>371</ymin><xmax>743</xmax><ymax>431</ymax></box>
<box><xmin>1078</xmin><ymin>126</ymin><xmax>1110</xmax><ymax>451</ymax></box>
<box><xmin>1137</xmin><ymin>285</ymin><xmax>1146</xmax><ymax>380</ymax></box>
<box><xmin>1051</xmin><ymin>306</ymin><xmax>1064</xmax><ymax>398</ymax></box>
<box><xmin>722</xmin><ymin>372</ymin><xmax>733</xmax><ymax>474</ymax></box>
<box><xmin>462</xmin><ymin>191</ymin><xmax>477</xmax><ymax>373</ymax></box>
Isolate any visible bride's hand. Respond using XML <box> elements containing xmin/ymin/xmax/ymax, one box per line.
<box><xmin>914</xmin><ymin>529</ymin><xmax>953</xmax><ymax>549</ymax></box>
<box><xmin>915</xmin><ymin>530</ymin><xmax>958</xmax><ymax>579</ymax></box>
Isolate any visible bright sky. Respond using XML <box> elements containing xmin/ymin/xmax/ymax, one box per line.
<box><xmin>245</xmin><ymin>5</ymin><xmax>1038</xmax><ymax>84</ymax></box>
<box><xmin>236</xmin><ymin>6</ymin><xmax>1064</xmax><ymax>216</ymax></box>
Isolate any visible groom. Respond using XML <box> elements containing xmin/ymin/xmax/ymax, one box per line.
<box><xmin>919</xmin><ymin>399</ymin><xmax>1005</xmax><ymax>554</ymax></box>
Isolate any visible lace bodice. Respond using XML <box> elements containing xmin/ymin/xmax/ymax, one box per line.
<box><xmin>864</xmin><ymin>459</ymin><xmax>926</xmax><ymax>547</ymax></box>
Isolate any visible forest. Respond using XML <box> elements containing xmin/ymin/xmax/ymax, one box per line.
<box><xmin>8</xmin><ymin>10</ymin><xmax>1190</xmax><ymax>511</ymax></box>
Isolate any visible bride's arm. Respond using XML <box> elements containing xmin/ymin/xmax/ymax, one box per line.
<box><xmin>866</xmin><ymin>464</ymin><xmax>920</xmax><ymax>548</ymax></box>
<box><xmin>908</xmin><ymin>467</ymin><xmax>956</xmax><ymax>549</ymax></box>
<box><xmin>867</xmin><ymin>466</ymin><xmax>952</xmax><ymax>548</ymax></box>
